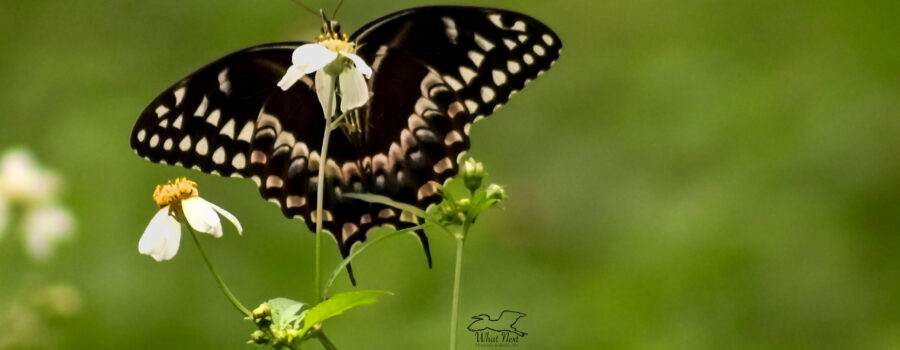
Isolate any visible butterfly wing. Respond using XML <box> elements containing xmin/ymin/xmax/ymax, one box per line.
<box><xmin>352</xmin><ymin>6</ymin><xmax>562</xmax><ymax>121</ymax></box>
<box><xmin>131</xmin><ymin>42</ymin><xmax>303</xmax><ymax>177</ymax></box>
<box><xmin>250</xmin><ymin>51</ymin><xmax>468</xmax><ymax>273</ymax></box>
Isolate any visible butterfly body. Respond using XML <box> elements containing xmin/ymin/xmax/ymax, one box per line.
<box><xmin>131</xmin><ymin>6</ymin><xmax>561</xmax><ymax>275</ymax></box>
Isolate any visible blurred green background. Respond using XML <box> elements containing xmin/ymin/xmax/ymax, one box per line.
<box><xmin>2</xmin><ymin>0</ymin><xmax>900</xmax><ymax>348</ymax></box>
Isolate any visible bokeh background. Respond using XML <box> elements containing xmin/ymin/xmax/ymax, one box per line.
<box><xmin>2</xmin><ymin>0</ymin><xmax>900</xmax><ymax>348</ymax></box>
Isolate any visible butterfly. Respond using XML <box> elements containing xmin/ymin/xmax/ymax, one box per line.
<box><xmin>130</xmin><ymin>5</ymin><xmax>561</xmax><ymax>282</ymax></box>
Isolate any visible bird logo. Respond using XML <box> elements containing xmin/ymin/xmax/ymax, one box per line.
<box><xmin>467</xmin><ymin>310</ymin><xmax>528</xmax><ymax>337</ymax></box>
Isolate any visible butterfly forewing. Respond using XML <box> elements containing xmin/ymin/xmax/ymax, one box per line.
<box><xmin>131</xmin><ymin>42</ymin><xmax>302</xmax><ymax>177</ymax></box>
<box><xmin>352</xmin><ymin>6</ymin><xmax>562</xmax><ymax>122</ymax></box>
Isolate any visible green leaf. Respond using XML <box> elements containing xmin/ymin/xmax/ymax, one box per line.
<box><xmin>267</xmin><ymin>297</ymin><xmax>307</xmax><ymax>328</ymax></box>
<box><xmin>300</xmin><ymin>291</ymin><xmax>392</xmax><ymax>335</ymax></box>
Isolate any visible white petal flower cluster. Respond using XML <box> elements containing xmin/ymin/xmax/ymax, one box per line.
<box><xmin>277</xmin><ymin>36</ymin><xmax>373</xmax><ymax>118</ymax></box>
<box><xmin>0</xmin><ymin>148</ymin><xmax>75</xmax><ymax>260</ymax></box>
<box><xmin>138</xmin><ymin>178</ymin><xmax>242</xmax><ymax>261</ymax></box>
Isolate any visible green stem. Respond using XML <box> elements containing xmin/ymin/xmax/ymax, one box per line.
<box><xmin>315</xmin><ymin>330</ymin><xmax>338</xmax><ymax>350</ymax></box>
<box><xmin>187</xmin><ymin>226</ymin><xmax>251</xmax><ymax>317</ymax></box>
<box><xmin>342</xmin><ymin>192</ymin><xmax>428</xmax><ymax>219</ymax></box>
<box><xmin>316</xmin><ymin>114</ymin><xmax>334</xmax><ymax>303</ymax></box>
<box><xmin>449</xmin><ymin>229</ymin><xmax>466</xmax><ymax>350</ymax></box>
<box><xmin>323</xmin><ymin>225</ymin><xmax>425</xmax><ymax>296</ymax></box>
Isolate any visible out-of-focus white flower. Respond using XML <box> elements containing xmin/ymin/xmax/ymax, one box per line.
<box><xmin>0</xmin><ymin>148</ymin><xmax>60</xmax><ymax>204</ymax></box>
<box><xmin>0</xmin><ymin>194</ymin><xmax>8</xmax><ymax>240</ymax></box>
<box><xmin>0</xmin><ymin>147</ymin><xmax>75</xmax><ymax>260</ymax></box>
<box><xmin>23</xmin><ymin>205</ymin><xmax>75</xmax><ymax>260</ymax></box>
<box><xmin>277</xmin><ymin>34</ymin><xmax>372</xmax><ymax>118</ymax></box>
<box><xmin>138</xmin><ymin>178</ymin><xmax>242</xmax><ymax>262</ymax></box>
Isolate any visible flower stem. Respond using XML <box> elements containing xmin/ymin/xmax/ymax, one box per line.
<box><xmin>449</xmin><ymin>229</ymin><xmax>466</xmax><ymax>350</ymax></box>
<box><xmin>187</xmin><ymin>226</ymin><xmax>251</xmax><ymax>317</ymax></box>
<box><xmin>316</xmin><ymin>114</ymin><xmax>334</xmax><ymax>303</ymax></box>
<box><xmin>316</xmin><ymin>330</ymin><xmax>338</xmax><ymax>350</ymax></box>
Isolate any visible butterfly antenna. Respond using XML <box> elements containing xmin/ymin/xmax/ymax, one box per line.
<box><xmin>332</xmin><ymin>0</ymin><xmax>345</xmax><ymax>19</ymax></box>
<box><xmin>289</xmin><ymin>0</ymin><xmax>319</xmax><ymax>17</ymax></box>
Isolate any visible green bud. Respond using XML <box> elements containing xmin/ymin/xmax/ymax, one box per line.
<box><xmin>485</xmin><ymin>184</ymin><xmax>506</xmax><ymax>201</ymax></box>
<box><xmin>251</xmin><ymin>330</ymin><xmax>268</xmax><ymax>344</ymax></box>
<box><xmin>461</xmin><ymin>158</ymin><xmax>485</xmax><ymax>192</ymax></box>
<box><xmin>252</xmin><ymin>303</ymin><xmax>271</xmax><ymax>320</ymax></box>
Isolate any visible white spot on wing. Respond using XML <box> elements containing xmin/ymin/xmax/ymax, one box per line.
<box><xmin>503</xmin><ymin>38</ymin><xmax>517</xmax><ymax>50</ymax></box>
<box><xmin>473</xmin><ymin>33</ymin><xmax>495</xmax><ymax>51</ymax></box>
<box><xmin>492</xmin><ymin>69</ymin><xmax>507</xmax><ymax>85</ymax></box>
<box><xmin>459</xmin><ymin>66</ymin><xmax>477</xmax><ymax>84</ymax></box>
<box><xmin>468</xmin><ymin>50</ymin><xmax>485</xmax><ymax>67</ymax></box>
<box><xmin>136</xmin><ymin>129</ymin><xmax>146</xmax><ymax>142</ymax></box>
<box><xmin>542</xmin><ymin>34</ymin><xmax>554</xmax><ymax>46</ymax></box>
<box><xmin>508</xmin><ymin>60</ymin><xmax>521</xmax><ymax>74</ymax></box>
<box><xmin>218</xmin><ymin>68</ymin><xmax>231</xmax><ymax>95</ymax></box>
<box><xmin>534</xmin><ymin>44</ymin><xmax>546</xmax><ymax>56</ymax></box>
<box><xmin>237</xmin><ymin>121</ymin><xmax>254</xmax><ymax>142</ymax></box>
<box><xmin>149</xmin><ymin>134</ymin><xmax>160</xmax><ymax>148</ymax></box>
<box><xmin>194</xmin><ymin>96</ymin><xmax>208</xmax><ymax>117</ymax></box>
<box><xmin>232</xmin><ymin>153</ymin><xmax>246</xmax><ymax>169</ymax></box>
<box><xmin>179</xmin><ymin>136</ymin><xmax>191</xmax><ymax>151</ymax></box>
<box><xmin>441</xmin><ymin>17</ymin><xmax>458</xmax><ymax>44</ymax></box>
<box><xmin>220</xmin><ymin>119</ymin><xmax>235</xmax><ymax>139</ymax></box>
<box><xmin>523</xmin><ymin>53</ymin><xmax>535</xmax><ymax>65</ymax></box>
<box><xmin>518</xmin><ymin>34</ymin><xmax>528</xmax><ymax>43</ymax></box>
<box><xmin>481</xmin><ymin>87</ymin><xmax>496</xmax><ymax>102</ymax></box>
<box><xmin>172</xmin><ymin>114</ymin><xmax>183</xmax><ymax>129</ymax></box>
<box><xmin>155</xmin><ymin>105</ymin><xmax>169</xmax><ymax>118</ymax></box>
<box><xmin>196</xmin><ymin>137</ymin><xmax>208</xmax><ymax>155</ymax></box>
<box><xmin>511</xmin><ymin>21</ymin><xmax>526</xmax><ymax>31</ymax></box>
<box><xmin>444</xmin><ymin>75</ymin><xmax>464</xmax><ymax>91</ymax></box>
<box><xmin>488</xmin><ymin>14</ymin><xmax>503</xmax><ymax>28</ymax></box>
<box><xmin>173</xmin><ymin>87</ymin><xmax>186</xmax><ymax>106</ymax></box>
<box><xmin>206</xmin><ymin>109</ymin><xmax>221</xmax><ymax>126</ymax></box>
<box><xmin>464</xmin><ymin>99</ymin><xmax>479</xmax><ymax>113</ymax></box>
<box><xmin>212</xmin><ymin>146</ymin><xmax>226</xmax><ymax>164</ymax></box>
<box><xmin>163</xmin><ymin>138</ymin><xmax>173</xmax><ymax>150</ymax></box>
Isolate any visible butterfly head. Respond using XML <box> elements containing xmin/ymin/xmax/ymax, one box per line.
<box><xmin>317</xmin><ymin>10</ymin><xmax>351</xmax><ymax>50</ymax></box>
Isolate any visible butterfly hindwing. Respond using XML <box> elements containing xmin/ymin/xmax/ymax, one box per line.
<box><xmin>352</xmin><ymin>6</ymin><xmax>562</xmax><ymax>121</ymax></box>
<box><xmin>131</xmin><ymin>42</ymin><xmax>303</xmax><ymax>177</ymax></box>
<box><xmin>249</xmin><ymin>51</ymin><xmax>469</xmax><ymax>269</ymax></box>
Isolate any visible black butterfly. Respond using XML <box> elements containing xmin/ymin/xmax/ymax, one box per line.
<box><xmin>130</xmin><ymin>6</ymin><xmax>561</xmax><ymax>281</ymax></box>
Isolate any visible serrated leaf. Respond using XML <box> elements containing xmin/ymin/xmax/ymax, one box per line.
<box><xmin>267</xmin><ymin>297</ymin><xmax>306</xmax><ymax>328</ymax></box>
<box><xmin>300</xmin><ymin>291</ymin><xmax>392</xmax><ymax>335</ymax></box>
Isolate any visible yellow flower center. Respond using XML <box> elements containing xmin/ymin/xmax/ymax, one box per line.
<box><xmin>153</xmin><ymin>177</ymin><xmax>198</xmax><ymax>209</ymax></box>
<box><xmin>316</xmin><ymin>34</ymin><xmax>354</xmax><ymax>54</ymax></box>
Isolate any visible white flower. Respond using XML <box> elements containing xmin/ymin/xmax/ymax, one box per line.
<box><xmin>138</xmin><ymin>178</ymin><xmax>242</xmax><ymax>262</ymax></box>
<box><xmin>277</xmin><ymin>37</ymin><xmax>373</xmax><ymax>118</ymax></box>
<box><xmin>23</xmin><ymin>205</ymin><xmax>75</xmax><ymax>260</ymax></box>
<box><xmin>0</xmin><ymin>194</ymin><xmax>7</xmax><ymax>240</ymax></box>
<box><xmin>0</xmin><ymin>148</ymin><xmax>60</xmax><ymax>205</ymax></box>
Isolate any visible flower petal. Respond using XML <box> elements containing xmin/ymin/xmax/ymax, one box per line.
<box><xmin>341</xmin><ymin>52</ymin><xmax>372</xmax><ymax>78</ymax></box>
<box><xmin>339</xmin><ymin>67</ymin><xmax>370</xmax><ymax>113</ymax></box>
<box><xmin>23</xmin><ymin>205</ymin><xmax>75</xmax><ymax>260</ymax></box>
<box><xmin>182</xmin><ymin>197</ymin><xmax>223</xmax><ymax>237</ymax></box>
<box><xmin>0</xmin><ymin>195</ymin><xmax>8</xmax><ymax>241</ymax></box>
<box><xmin>315</xmin><ymin>70</ymin><xmax>337</xmax><ymax>118</ymax></box>
<box><xmin>139</xmin><ymin>208</ymin><xmax>182</xmax><ymax>261</ymax></box>
<box><xmin>277</xmin><ymin>66</ymin><xmax>305</xmax><ymax>91</ymax></box>
<box><xmin>204</xmin><ymin>199</ymin><xmax>243</xmax><ymax>235</ymax></box>
<box><xmin>292</xmin><ymin>44</ymin><xmax>338</xmax><ymax>74</ymax></box>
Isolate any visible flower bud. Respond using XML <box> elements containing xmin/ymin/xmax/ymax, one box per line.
<box><xmin>252</xmin><ymin>303</ymin><xmax>272</xmax><ymax>320</ymax></box>
<box><xmin>461</xmin><ymin>158</ymin><xmax>484</xmax><ymax>192</ymax></box>
<box><xmin>251</xmin><ymin>330</ymin><xmax>268</xmax><ymax>344</ymax></box>
<box><xmin>485</xmin><ymin>184</ymin><xmax>506</xmax><ymax>202</ymax></box>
